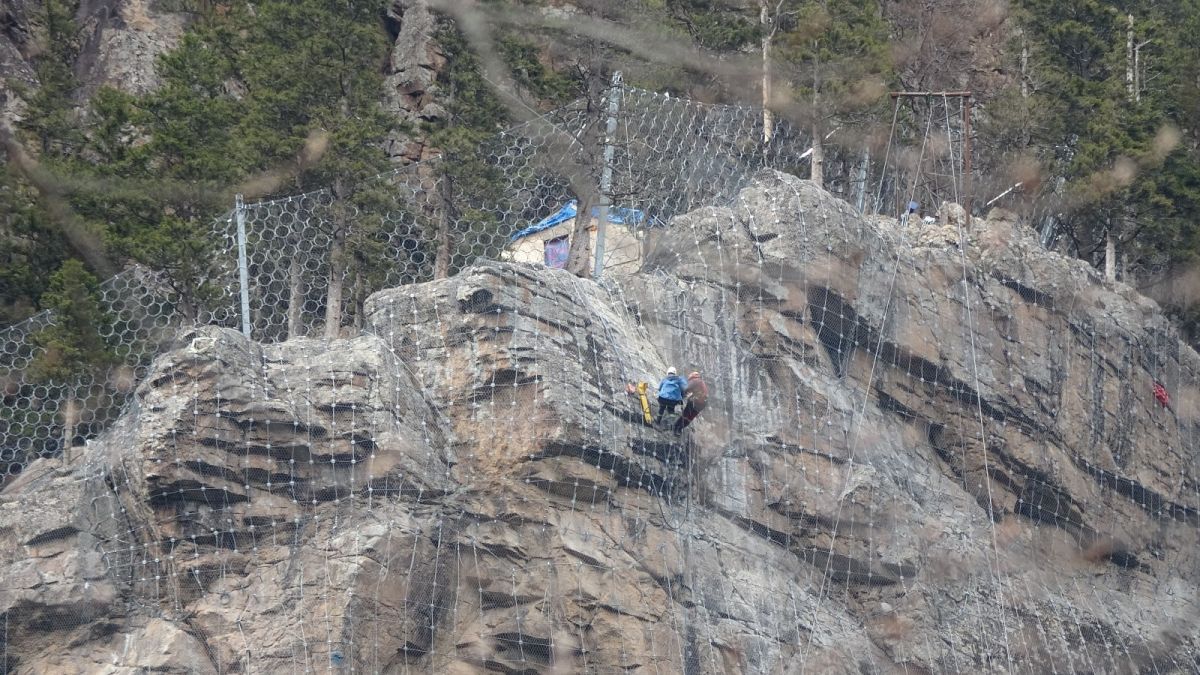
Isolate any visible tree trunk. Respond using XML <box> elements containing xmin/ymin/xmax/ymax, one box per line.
<box><xmin>324</xmin><ymin>180</ymin><xmax>346</xmax><ymax>340</ymax></box>
<box><xmin>1020</xmin><ymin>34</ymin><xmax>1029</xmax><ymax>100</ymax></box>
<box><xmin>287</xmin><ymin>254</ymin><xmax>303</xmax><ymax>339</ymax></box>
<box><xmin>61</xmin><ymin>388</ymin><xmax>77</xmax><ymax>463</ymax></box>
<box><xmin>351</xmin><ymin>267</ymin><xmax>364</xmax><ymax>331</ymax></box>
<box><xmin>810</xmin><ymin>45</ymin><xmax>824</xmax><ymax>188</ymax></box>
<box><xmin>565</xmin><ymin>194</ymin><xmax>595</xmax><ymax>278</ymax></box>
<box><xmin>1105</xmin><ymin>231</ymin><xmax>1117</xmax><ymax>282</ymax></box>
<box><xmin>811</xmin><ymin>124</ymin><xmax>825</xmax><ymax>187</ymax></box>
<box><xmin>434</xmin><ymin>218</ymin><xmax>451</xmax><ymax>279</ymax></box>
<box><xmin>434</xmin><ymin>175</ymin><xmax>452</xmax><ymax>280</ymax></box>
<box><xmin>1108</xmin><ymin>13</ymin><xmax>1134</xmax><ymax>284</ymax></box>
<box><xmin>854</xmin><ymin>146</ymin><xmax>869</xmax><ymax>213</ymax></box>
<box><xmin>760</xmin><ymin>2</ymin><xmax>774</xmax><ymax>145</ymax></box>
<box><xmin>565</xmin><ymin>65</ymin><xmax>605</xmax><ymax>279</ymax></box>
<box><xmin>324</xmin><ymin>227</ymin><xmax>345</xmax><ymax>339</ymax></box>
<box><xmin>1126</xmin><ymin>14</ymin><xmax>1135</xmax><ymax>100</ymax></box>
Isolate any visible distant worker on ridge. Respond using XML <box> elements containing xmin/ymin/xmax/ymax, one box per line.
<box><xmin>655</xmin><ymin>367</ymin><xmax>688</xmax><ymax>424</ymax></box>
<box><xmin>674</xmin><ymin>371</ymin><xmax>709</xmax><ymax>435</ymax></box>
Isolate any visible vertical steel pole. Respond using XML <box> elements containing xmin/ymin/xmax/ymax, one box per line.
<box><xmin>235</xmin><ymin>194</ymin><xmax>252</xmax><ymax>338</ymax></box>
<box><xmin>963</xmin><ymin>94</ymin><xmax>973</xmax><ymax>226</ymax></box>
<box><xmin>593</xmin><ymin>71</ymin><xmax>622</xmax><ymax>279</ymax></box>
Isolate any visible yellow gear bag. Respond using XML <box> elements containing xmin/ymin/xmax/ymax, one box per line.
<box><xmin>636</xmin><ymin>381</ymin><xmax>653</xmax><ymax>424</ymax></box>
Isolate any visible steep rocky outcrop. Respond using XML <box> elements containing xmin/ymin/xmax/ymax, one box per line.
<box><xmin>2</xmin><ymin>172</ymin><xmax>1198</xmax><ymax>673</ymax></box>
<box><xmin>1</xmin><ymin>0</ymin><xmax>449</xmax><ymax>164</ymax></box>
<box><xmin>0</xmin><ymin>0</ymin><xmax>187</xmax><ymax>123</ymax></box>
<box><xmin>0</xmin><ymin>0</ymin><xmax>45</xmax><ymax>120</ymax></box>
<box><xmin>383</xmin><ymin>0</ymin><xmax>447</xmax><ymax>163</ymax></box>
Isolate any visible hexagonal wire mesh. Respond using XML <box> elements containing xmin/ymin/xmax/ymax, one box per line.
<box><xmin>0</xmin><ymin>263</ymin><xmax>240</xmax><ymax>479</ymax></box>
<box><xmin>0</xmin><ymin>83</ymin><xmax>961</xmax><ymax>483</ymax></box>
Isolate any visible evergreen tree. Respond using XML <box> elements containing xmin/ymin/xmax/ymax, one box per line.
<box><xmin>233</xmin><ymin>0</ymin><xmax>394</xmax><ymax>336</ymax></box>
<box><xmin>28</xmin><ymin>259</ymin><xmax>117</xmax><ymax>454</ymax></box>
<box><xmin>666</xmin><ymin>0</ymin><xmax>762</xmax><ymax>51</ymax></box>
<box><xmin>0</xmin><ymin>168</ymin><xmax>70</xmax><ymax>323</ymax></box>
<box><xmin>428</xmin><ymin>26</ymin><xmax>509</xmax><ymax>279</ymax></box>
<box><xmin>19</xmin><ymin>0</ymin><xmax>84</xmax><ymax>159</ymax></box>
<box><xmin>28</xmin><ymin>260</ymin><xmax>115</xmax><ymax>383</ymax></box>
<box><xmin>774</xmin><ymin>0</ymin><xmax>891</xmax><ymax>187</ymax></box>
<box><xmin>22</xmin><ymin>0</ymin><xmax>400</xmax><ymax>336</ymax></box>
<box><xmin>2</xmin><ymin>1</ymin><xmax>102</xmax><ymax>322</ymax></box>
<box><xmin>1016</xmin><ymin>0</ymin><xmax>1200</xmax><ymax>286</ymax></box>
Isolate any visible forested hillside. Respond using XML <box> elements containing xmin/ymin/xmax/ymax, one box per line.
<box><xmin>2</xmin><ymin>0</ymin><xmax>1199</xmax><ymax>344</ymax></box>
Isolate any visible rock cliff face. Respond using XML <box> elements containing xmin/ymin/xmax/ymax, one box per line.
<box><xmin>383</xmin><ymin>0</ymin><xmax>447</xmax><ymax>164</ymax></box>
<box><xmin>1</xmin><ymin>0</ymin><xmax>448</xmax><ymax>164</ymax></box>
<box><xmin>0</xmin><ymin>0</ymin><xmax>187</xmax><ymax>123</ymax></box>
<box><xmin>2</xmin><ymin>172</ymin><xmax>1198</xmax><ymax>673</ymax></box>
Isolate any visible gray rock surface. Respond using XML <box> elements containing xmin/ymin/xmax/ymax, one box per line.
<box><xmin>2</xmin><ymin>0</ymin><xmax>441</xmax><ymax>161</ymax></box>
<box><xmin>2</xmin><ymin>171</ymin><xmax>1198</xmax><ymax>673</ymax></box>
<box><xmin>383</xmin><ymin>0</ymin><xmax>447</xmax><ymax>163</ymax></box>
<box><xmin>75</xmin><ymin>0</ymin><xmax>188</xmax><ymax>98</ymax></box>
<box><xmin>1</xmin><ymin>0</ymin><xmax>187</xmax><ymax>126</ymax></box>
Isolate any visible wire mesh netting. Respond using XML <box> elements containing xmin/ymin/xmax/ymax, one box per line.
<box><xmin>2</xmin><ymin>84</ymin><xmax>1197</xmax><ymax>674</ymax></box>
<box><xmin>2</xmin><ymin>84</ymin><xmax>834</xmax><ymax>474</ymax></box>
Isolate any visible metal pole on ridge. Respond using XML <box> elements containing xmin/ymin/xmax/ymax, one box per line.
<box><xmin>593</xmin><ymin>70</ymin><xmax>623</xmax><ymax>280</ymax></box>
<box><xmin>888</xmin><ymin>91</ymin><xmax>973</xmax><ymax>224</ymax></box>
<box><xmin>235</xmin><ymin>194</ymin><xmax>252</xmax><ymax>338</ymax></box>
<box><xmin>962</xmin><ymin>94</ymin><xmax>973</xmax><ymax>225</ymax></box>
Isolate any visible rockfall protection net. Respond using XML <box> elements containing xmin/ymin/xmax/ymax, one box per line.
<box><xmin>1</xmin><ymin>85</ymin><xmax>1198</xmax><ymax>674</ymax></box>
<box><xmin>3</xmin><ymin>84</ymin><xmax>832</xmax><ymax>473</ymax></box>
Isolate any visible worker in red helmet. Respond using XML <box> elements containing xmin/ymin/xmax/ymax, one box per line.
<box><xmin>1153</xmin><ymin>380</ymin><xmax>1172</xmax><ymax>412</ymax></box>
<box><xmin>673</xmin><ymin>371</ymin><xmax>709</xmax><ymax>435</ymax></box>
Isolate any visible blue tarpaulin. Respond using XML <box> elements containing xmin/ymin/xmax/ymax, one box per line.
<box><xmin>509</xmin><ymin>201</ymin><xmax>652</xmax><ymax>242</ymax></box>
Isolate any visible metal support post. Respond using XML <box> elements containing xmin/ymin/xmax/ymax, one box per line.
<box><xmin>235</xmin><ymin>194</ymin><xmax>252</xmax><ymax>338</ymax></box>
<box><xmin>888</xmin><ymin>91</ymin><xmax>973</xmax><ymax>224</ymax></box>
<box><xmin>593</xmin><ymin>71</ymin><xmax>622</xmax><ymax>279</ymax></box>
<box><xmin>962</xmin><ymin>94</ymin><xmax>973</xmax><ymax>225</ymax></box>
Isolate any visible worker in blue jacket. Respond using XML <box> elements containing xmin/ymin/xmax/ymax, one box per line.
<box><xmin>654</xmin><ymin>367</ymin><xmax>688</xmax><ymax>424</ymax></box>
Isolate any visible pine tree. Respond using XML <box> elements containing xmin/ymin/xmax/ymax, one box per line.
<box><xmin>428</xmin><ymin>26</ymin><xmax>509</xmax><ymax>280</ymax></box>
<box><xmin>0</xmin><ymin>168</ymin><xmax>70</xmax><ymax>323</ymax></box>
<box><xmin>28</xmin><ymin>260</ymin><xmax>117</xmax><ymax>454</ymax></box>
<box><xmin>775</xmin><ymin>0</ymin><xmax>891</xmax><ymax>187</ymax></box>
<box><xmin>53</xmin><ymin>0</ymin><xmax>399</xmax><ymax>337</ymax></box>
<box><xmin>29</xmin><ymin>260</ymin><xmax>115</xmax><ymax>383</ymax></box>
<box><xmin>1016</xmin><ymin>0</ymin><xmax>1200</xmax><ymax>286</ymax></box>
<box><xmin>3</xmin><ymin>1</ymin><xmax>98</xmax><ymax>321</ymax></box>
<box><xmin>19</xmin><ymin>0</ymin><xmax>84</xmax><ymax>159</ymax></box>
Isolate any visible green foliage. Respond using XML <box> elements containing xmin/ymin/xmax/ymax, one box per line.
<box><xmin>2</xmin><ymin>0</ymin><xmax>85</xmax><ymax>321</ymax></box>
<box><xmin>1015</xmin><ymin>0</ymin><xmax>1200</xmax><ymax>280</ymax></box>
<box><xmin>17</xmin><ymin>0</ymin><xmax>84</xmax><ymax>158</ymax></box>
<box><xmin>4</xmin><ymin>0</ymin><xmax>1196</xmax><ymax>348</ymax></box>
<box><xmin>0</xmin><ymin>0</ymin><xmax>412</xmax><ymax>361</ymax></box>
<box><xmin>666</xmin><ymin>0</ymin><xmax>760</xmax><ymax>51</ymax></box>
<box><xmin>235</xmin><ymin>0</ymin><xmax>394</xmax><ymax>188</ymax></box>
<box><xmin>28</xmin><ymin>260</ymin><xmax>116</xmax><ymax>383</ymax></box>
<box><xmin>776</xmin><ymin>0</ymin><xmax>892</xmax><ymax>117</ymax></box>
<box><xmin>0</xmin><ymin>170</ymin><xmax>71</xmax><ymax>323</ymax></box>
<box><xmin>136</xmin><ymin>23</ymin><xmax>247</xmax><ymax>182</ymax></box>
<box><xmin>111</xmin><ymin>216</ymin><xmax>223</xmax><ymax>321</ymax></box>
<box><xmin>435</xmin><ymin>26</ymin><xmax>506</xmax><ymax>135</ymax></box>
<box><xmin>499</xmin><ymin>35</ymin><xmax>582</xmax><ymax>105</ymax></box>
<box><xmin>424</xmin><ymin>25</ymin><xmax>513</xmax><ymax>276</ymax></box>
